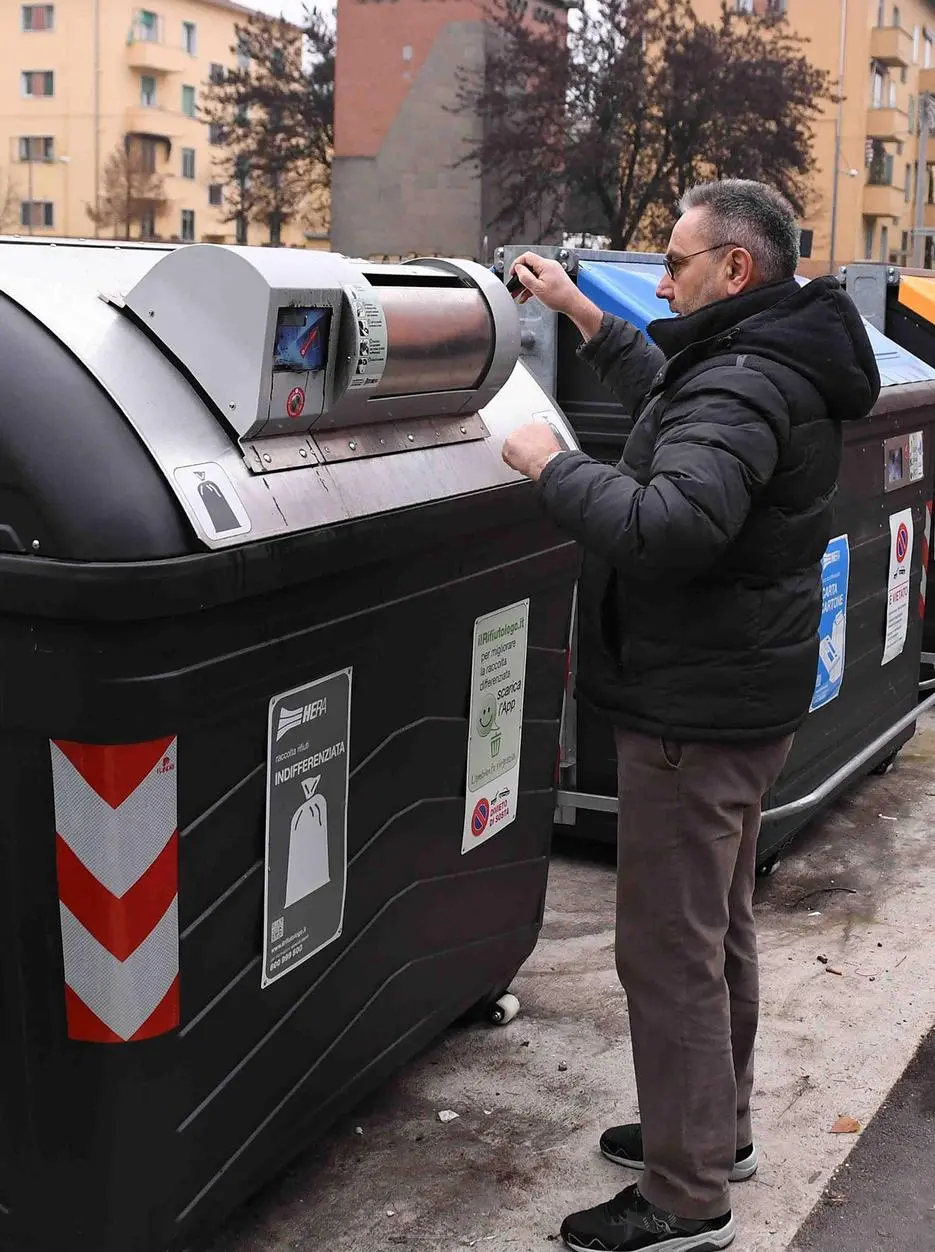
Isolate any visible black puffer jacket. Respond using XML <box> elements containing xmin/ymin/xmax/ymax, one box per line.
<box><xmin>538</xmin><ymin>277</ymin><xmax>881</xmax><ymax>741</ymax></box>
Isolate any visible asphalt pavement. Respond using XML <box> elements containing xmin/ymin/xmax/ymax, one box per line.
<box><xmin>790</xmin><ymin>1026</ymin><xmax>935</xmax><ymax>1251</ymax></box>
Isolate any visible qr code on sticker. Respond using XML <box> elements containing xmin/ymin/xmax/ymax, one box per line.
<box><xmin>271</xmin><ymin>916</ymin><xmax>284</xmax><ymax>942</ymax></box>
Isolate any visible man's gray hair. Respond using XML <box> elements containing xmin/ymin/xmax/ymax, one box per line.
<box><xmin>679</xmin><ymin>179</ymin><xmax>800</xmax><ymax>282</ymax></box>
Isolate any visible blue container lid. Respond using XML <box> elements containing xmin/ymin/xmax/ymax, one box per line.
<box><xmin>574</xmin><ymin>258</ymin><xmax>935</xmax><ymax>388</ymax></box>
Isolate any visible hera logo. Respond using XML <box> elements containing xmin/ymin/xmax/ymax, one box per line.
<box><xmin>277</xmin><ymin>698</ymin><xmax>327</xmax><ymax>742</ymax></box>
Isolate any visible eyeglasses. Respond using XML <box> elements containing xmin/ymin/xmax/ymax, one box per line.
<box><xmin>663</xmin><ymin>242</ymin><xmax>739</xmax><ymax>279</ymax></box>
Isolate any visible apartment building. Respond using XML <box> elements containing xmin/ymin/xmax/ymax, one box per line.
<box><xmin>2</xmin><ymin>0</ymin><xmax>324</xmax><ymax>245</ymax></box>
<box><xmin>690</xmin><ymin>0</ymin><xmax>935</xmax><ymax>274</ymax></box>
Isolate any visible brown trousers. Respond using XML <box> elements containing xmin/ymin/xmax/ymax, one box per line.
<box><xmin>614</xmin><ymin>729</ymin><xmax>793</xmax><ymax>1220</ymax></box>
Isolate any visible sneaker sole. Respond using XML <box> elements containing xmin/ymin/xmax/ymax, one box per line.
<box><xmin>600</xmin><ymin>1143</ymin><xmax>758</xmax><ymax>1183</ymax></box>
<box><xmin>562</xmin><ymin>1214</ymin><xmax>736</xmax><ymax>1252</ymax></box>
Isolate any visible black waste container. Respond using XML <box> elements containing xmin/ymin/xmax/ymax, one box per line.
<box><xmin>0</xmin><ymin>240</ymin><xmax>578</xmax><ymax>1252</ymax></box>
<box><xmin>498</xmin><ymin>244</ymin><xmax>935</xmax><ymax>866</ymax></box>
<box><xmin>844</xmin><ymin>262</ymin><xmax>935</xmax><ymax>664</ymax></box>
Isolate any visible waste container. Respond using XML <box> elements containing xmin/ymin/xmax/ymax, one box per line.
<box><xmin>497</xmin><ymin>244</ymin><xmax>935</xmax><ymax>866</ymax></box>
<box><xmin>843</xmin><ymin>262</ymin><xmax>935</xmax><ymax>666</ymax></box>
<box><xmin>0</xmin><ymin>239</ymin><xmax>578</xmax><ymax>1252</ymax></box>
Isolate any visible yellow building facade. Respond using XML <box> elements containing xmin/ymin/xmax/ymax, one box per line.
<box><xmin>1</xmin><ymin>0</ymin><xmax>323</xmax><ymax>245</ymax></box>
<box><xmin>690</xmin><ymin>0</ymin><xmax>935</xmax><ymax>275</ymax></box>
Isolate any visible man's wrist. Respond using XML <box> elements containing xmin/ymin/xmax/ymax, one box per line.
<box><xmin>566</xmin><ymin>293</ymin><xmax>604</xmax><ymax>343</ymax></box>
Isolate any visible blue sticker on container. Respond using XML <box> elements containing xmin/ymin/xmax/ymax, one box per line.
<box><xmin>810</xmin><ymin>534</ymin><xmax>850</xmax><ymax>713</ymax></box>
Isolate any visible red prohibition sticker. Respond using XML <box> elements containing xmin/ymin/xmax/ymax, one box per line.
<box><xmin>286</xmin><ymin>386</ymin><xmax>306</xmax><ymax>419</ymax></box>
<box><xmin>896</xmin><ymin>521</ymin><xmax>910</xmax><ymax>564</ymax></box>
<box><xmin>471</xmin><ymin>798</ymin><xmax>490</xmax><ymax>837</ymax></box>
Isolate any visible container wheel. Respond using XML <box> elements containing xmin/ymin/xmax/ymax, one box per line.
<box><xmin>872</xmin><ymin>751</ymin><xmax>898</xmax><ymax>777</ymax></box>
<box><xmin>487</xmin><ymin>993</ymin><xmax>520</xmax><ymax>1026</ymax></box>
<box><xmin>756</xmin><ymin>853</ymin><xmax>783</xmax><ymax>879</ymax></box>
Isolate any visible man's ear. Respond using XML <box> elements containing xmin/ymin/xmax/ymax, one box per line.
<box><xmin>727</xmin><ymin>248</ymin><xmax>755</xmax><ymax>291</ymax></box>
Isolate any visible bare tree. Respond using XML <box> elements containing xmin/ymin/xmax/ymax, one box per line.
<box><xmin>202</xmin><ymin>7</ymin><xmax>334</xmax><ymax>246</ymax></box>
<box><xmin>457</xmin><ymin>0</ymin><xmax>829</xmax><ymax>249</ymax></box>
<box><xmin>0</xmin><ymin>168</ymin><xmax>19</xmax><ymax>233</ymax></box>
<box><xmin>85</xmin><ymin>138</ymin><xmax>166</xmax><ymax>240</ymax></box>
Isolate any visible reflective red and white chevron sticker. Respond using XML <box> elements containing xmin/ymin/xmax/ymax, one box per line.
<box><xmin>922</xmin><ymin>500</ymin><xmax>932</xmax><ymax>621</ymax></box>
<box><xmin>50</xmin><ymin>737</ymin><xmax>179</xmax><ymax>1043</ymax></box>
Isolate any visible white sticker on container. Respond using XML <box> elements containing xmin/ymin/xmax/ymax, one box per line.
<box><xmin>345</xmin><ymin>283</ymin><xmax>388</xmax><ymax>391</ymax></box>
<box><xmin>909</xmin><ymin>430</ymin><xmax>924</xmax><ymax>483</ymax></box>
<box><xmin>174</xmin><ymin>462</ymin><xmax>251</xmax><ymax>540</ymax></box>
<box><xmin>462</xmin><ymin>600</ymin><xmax>529</xmax><ymax>854</ymax></box>
<box><xmin>882</xmin><ymin>508</ymin><xmax>913</xmax><ymax>667</ymax></box>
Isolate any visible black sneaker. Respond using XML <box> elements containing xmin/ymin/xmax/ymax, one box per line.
<box><xmin>599</xmin><ymin>1124</ymin><xmax>758</xmax><ymax>1183</ymax></box>
<box><xmin>560</xmin><ymin>1183</ymin><xmax>735</xmax><ymax>1252</ymax></box>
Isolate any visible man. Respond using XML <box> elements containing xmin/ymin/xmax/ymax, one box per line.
<box><xmin>503</xmin><ymin>180</ymin><xmax>880</xmax><ymax>1252</ymax></box>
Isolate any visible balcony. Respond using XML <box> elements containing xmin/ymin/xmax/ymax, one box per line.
<box><xmin>866</xmin><ymin>106</ymin><xmax>909</xmax><ymax>141</ymax></box>
<box><xmin>863</xmin><ymin>181</ymin><xmax>906</xmax><ymax>219</ymax></box>
<box><xmin>124</xmin><ymin>105</ymin><xmax>180</xmax><ymax>143</ymax></box>
<box><xmin>870</xmin><ymin>25</ymin><xmax>913</xmax><ymax>67</ymax></box>
<box><xmin>125</xmin><ymin>38</ymin><xmax>190</xmax><ymax>75</ymax></box>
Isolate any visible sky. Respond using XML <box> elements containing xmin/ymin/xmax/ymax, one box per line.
<box><xmin>250</xmin><ymin>0</ymin><xmax>335</xmax><ymax>23</ymax></box>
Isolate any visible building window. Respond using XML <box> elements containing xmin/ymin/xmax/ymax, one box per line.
<box><xmin>208</xmin><ymin>184</ymin><xmax>223</xmax><ymax>206</ymax></box>
<box><xmin>888</xmin><ymin>79</ymin><xmax>897</xmax><ymax>106</ymax></box>
<box><xmin>140</xmin><ymin>75</ymin><xmax>156</xmax><ymax>107</ymax></box>
<box><xmin>20</xmin><ymin>200</ymin><xmax>54</xmax><ymax>228</ymax></box>
<box><xmin>910</xmin><ymin>95</ymin><xmax>916</xmax><ymax>133</ymax></box>
<box><xmin>17</xmin><ymin>135</ymin><xmax>54</xmax><ymax>161</ymax></box>
<box><xmin>236</xmin><ymin>215</ymin><xmax>247</xmax><ymax>245</ymax></box>
<box><xmin>137</xmin><ymin>138</ymin><xmax>157</xmax><ymax>173</ymax></box>
<box><xmin>868</xmin><ymin>140</ymin><xmax>893</xmax><ymax>184</ymax></box>
<box><xmin>182</xmin><ymin>21</ymin><xmax>196</xmax><ymax>54</ymax></box>
<box><xmin>236</xmin><ymin>35</ymin><xmax>250</xmax><ymax>69</ymax></box>
<box><xmin>893</xmin><ymin>6</ymin><xmax>901</xmax><ymax>29</ymax></box>
<box><xmin>180</xmin><ymin>209</ymin><xmax>195</xmax><ymax>241</ymax></box>
<box><xmin>181</xmin><ymin>85</ymin><xmax>196</xmax><ymax>117</ymax></box>
<box><xmin>880</xmin><ymin>224</ymin><xmax>889</xmax><ymax>263</ymax></box>
<box><xmin>914</xmin><ymin>25</ymin><xmax>920</xmax><ymax>60</ymax></box>
<box><xmin>877</xmin><ymin>0</ymin><xmax>885</xmax><ymax>25</ymax></box>
<box><xmin>906</xmin><ymin>161</ymin><xmax>912</xmax><ymax>201</ymax></box>
<box><xmin>140</xmin><ymin>207</ymin><xmax>156</xmax><ymax>238</ymax></box>
<box><xmin>21</xmin><ymin>5</ymin><xmax>54</xmax><ymax>30</ymax></box>
<box><xmin>872</xmin><ymin>67</ymin><xmax>885</xmax><ymax>108</ymax></box>
<box><xmin>208</xmin><ymin>122</ymin><xmax>224</xmax><ymax>145</ymax></box>
<box><xmin>863</xmin><ymin>217</ymin><xmax>874</xmax><ymax>259</ymax></box>
<box><xmin>871</xmin><ymin>70</ymin><xmax>883</xmax><ymax>108</ymax></box>
<box><xmin>735</xmin><ymin>0</ymin><xmax>754</xmax><ymax>10</ymax></box>
<box><xmin>926</xmin><ymin>32</ymin><xmax>933</xmax><ymax>68</ymax></box>
<box><xmin>137</xmin><ymin>9</ymin><xmax>159</xmax><ymax>42</ymax></box>
<box><xmin>21</xmin><ymin>71</ymin><xmax>54</xmax><ymax>97</ymax></box>
<box><xmin>209</xmin><ymin>62</ymin><xmax>225</xmax><ymax>84</ymax></box>
<box><xmin>181</xmin><ymin>148</ymin><xmax>195</xmax><ymax>178</ymax></box>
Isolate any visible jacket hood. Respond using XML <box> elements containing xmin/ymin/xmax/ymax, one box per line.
<box><xmin>647</xmin><ymin>276</ymin><xmax>881</xmax><ymax>423</ymax></box>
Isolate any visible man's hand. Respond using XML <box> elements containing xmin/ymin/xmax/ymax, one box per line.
<box><xmin>509</xmin><ymin>253</ymin><xmax>604</xmax><ymax>342</ymax></box>
<box><xmin>502</xmin><ymin>422</ymin><xmax>563</xmax><ymax>482</ymax></box>
<box><xmin>510</xmin><ymin>253</ymin><xmax>578</xmax><ymax>313</ymax></box>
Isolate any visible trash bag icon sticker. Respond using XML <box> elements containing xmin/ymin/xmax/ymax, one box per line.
<box><xmin>263</xmin><ymin>667</ymin><xmax>350</xmax><ymax>988</ymax></box>
<box><xmin>174</xmin><ymin>462</ymin><xmax>251</xmax><ymax>541</ymax></box>
<box><xmin>196</xmin><ymin>472</ymin><xmax>241</xmax><ymax>534</ymax></box>
<box><xmin>284</xmin><ymin>774</ymin><xmax>331</xmax><ymax>907</ymax></box>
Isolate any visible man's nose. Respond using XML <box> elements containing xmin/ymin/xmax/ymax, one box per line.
<box><xmin>656</xmin><ymin>272</ymin><xmax>674</xmax><ymax>301</ymax></box>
